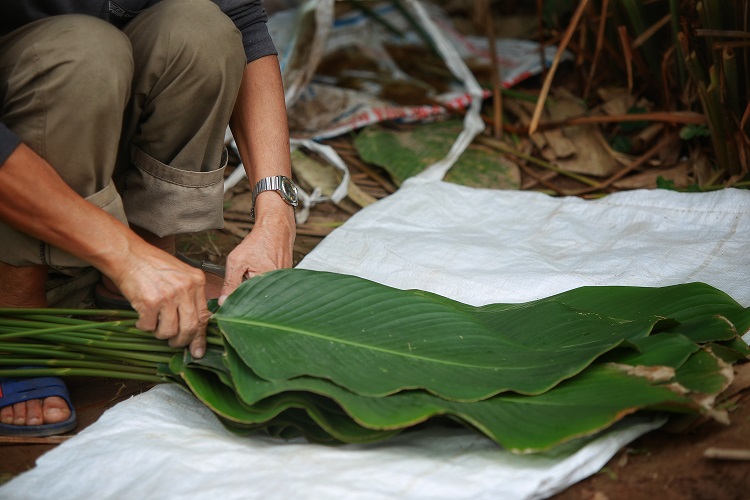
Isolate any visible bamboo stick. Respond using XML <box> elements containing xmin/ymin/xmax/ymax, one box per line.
<box><xmin>584</xmin><ymin>0</ymin><xmax>609</xmax><ymax>100</ymax></box>
<box><xmin>529</xmin><ymin>0</ymin><xmax>590</xmax><ymax>135</ymax></box>
<box><xmin>669</xmin><ymin>0</ymin><xmax>686</xmax><ymax>87</ymax></box>
<box><xmin>483</xmin><ymin>0</ymin><xmax>503</xmax><ymax>139</ymax></box>
<box><xmin>723</xmin><ymin>47</ymin><xmax>740</xmax><ymax>116</ymax></box>
<box><xmin>632</xmin><ymin>14</ymin><xmax>671</xmax><ymax>50</ymax></box>
<box><xmin>617</xmin><ymin>26</ymin><xmax>634</xmax><ymax>92</ymax></box>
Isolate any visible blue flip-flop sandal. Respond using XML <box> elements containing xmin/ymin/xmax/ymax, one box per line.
<box><xmin>0</xmin><ymin>375</ymin><xmax>77</xmax><ymax>437</ymax></box>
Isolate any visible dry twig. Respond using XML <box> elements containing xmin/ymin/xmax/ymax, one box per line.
<box><xmin>529</xmin><ymin>0</ymin><xmax>590</xmax><ymax>135</ymax></box>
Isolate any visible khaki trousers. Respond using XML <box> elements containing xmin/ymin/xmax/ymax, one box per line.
<box><xmin>0</xmin><ymin>0</ymin><xmax>245</xmax><ymax>271</ymax></box>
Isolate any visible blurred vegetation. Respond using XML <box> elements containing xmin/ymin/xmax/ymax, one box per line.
<box><xmin>539</xmin><ymin>0</ymin><xmax>749</xmax><ymax>182</ymax></box>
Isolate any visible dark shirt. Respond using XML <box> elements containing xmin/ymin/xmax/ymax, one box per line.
<box><xmin>0</xmin><ymin>0</ymin><xmax>277</xmax><ymax>166</ymax></box>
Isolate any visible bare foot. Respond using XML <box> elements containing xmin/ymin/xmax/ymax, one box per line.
<box><xmin>0</xmin><ymin>396</ymin><xmax>71</xmax><ymax>427</ymax></box>
<box><xmin>0</xmin><ymin>261</ymin><xmax>73</xmax><ymax>429</ymax></box>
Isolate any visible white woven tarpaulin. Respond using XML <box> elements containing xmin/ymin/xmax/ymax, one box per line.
<box><xmin>4</xmin><ymin>180</ymin><xmax>750</xmax><ymax>500</ymax></box>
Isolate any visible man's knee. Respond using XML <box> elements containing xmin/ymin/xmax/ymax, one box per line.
<box><xmin>134</xmin><ymin>0</ymin><xmax>245</xmax><ymax>81</ymax></box>
<box><xmin>44</xmin><ymin>15</ymin><xmax>134</xmax><ymax>99</ymax></box>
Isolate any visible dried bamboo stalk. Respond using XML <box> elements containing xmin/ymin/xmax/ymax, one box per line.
<box><xmin>529</xmin><ymin>0</ymin><xmax>590</xmax><ymax>135</ymax></box>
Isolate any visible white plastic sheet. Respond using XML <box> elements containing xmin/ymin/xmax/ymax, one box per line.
<box><xmin>300</xmin><ymin>179</ymin><xmax>750</xmax><ymax>323</ymax></box>
<box><xmin>4</xmin><ymin>181</ymin><xmax>749</xmax><ymax>499</ymax></box>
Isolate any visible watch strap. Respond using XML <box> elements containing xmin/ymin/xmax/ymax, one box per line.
<box><xmin>250</xmin><ymin>175</ymin><xmax>298</xmax><ymax>220</ymax></box>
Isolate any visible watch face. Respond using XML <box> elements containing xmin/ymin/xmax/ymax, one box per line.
<box><xmin>280</xmin><ymin>176</ymin><xmax>299</xmax><ymax>206</ymax></box>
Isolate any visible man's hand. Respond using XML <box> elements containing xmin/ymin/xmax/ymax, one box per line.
<box><xmin>219</xmin><ymin>193</ymin><xmax>295</xmax><ymax>304</ymax></box>
<box><xmin>113</xmin><ymin>246</ymin><xmax>211</xmax><ymax>358</ymax></box>
<box><xmin>0</xmin><ymin>143</ymin><xmax>211</xmax><ymax>358</ymax></box>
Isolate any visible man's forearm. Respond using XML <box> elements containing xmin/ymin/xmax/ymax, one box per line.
<box><xmin>0</xmin><ymin>143</ymin><xmax>144</xmax><ymax>277</ymax></box>
<box><xmin>229</xmin><ymin>54</ymin><xmax>295</xmax><ymax>222</ymax></box>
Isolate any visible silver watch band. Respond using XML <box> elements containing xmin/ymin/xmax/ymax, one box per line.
<box><xmin>250</xmin><ymin>175</ymin><xmax>299</xmax><ymax>220</ymax></box>
<box><xmin>252</xmin><ymin>176</ymin><xmax>283</xmax><ymax>199</ymax></box>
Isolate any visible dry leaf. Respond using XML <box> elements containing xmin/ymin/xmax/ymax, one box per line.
<box><xmin>548</xmin><ymin>90</ymin><xmax>620</xmax><ymax>177</ymax></box>
<box><xmin>291</xmin><ymin>149</ymin><xmax>377</xmax><ymax>213</ymax></box>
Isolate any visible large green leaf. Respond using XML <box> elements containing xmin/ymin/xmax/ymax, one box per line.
<box><xmin>601</xmin><ymin>333</ymin><xmax>699</xmax><ymax>367</ymax></box>
<box><xmin>545</xmin><ymin>282</ymin><xmax>746</xmax><ymax>323</ymax></box>
<box><xmin>673</xmin><ymin>349</ymin><xmax>732</xmax><ymax>395</ymax></box>
<box><xmin>173</xmin><ymin>354</ymin><xmax>401</xmax><ymax>444</ymax></box>
<box><xmin>215</xmin><ymin>270</ymin><xmax>742</xmax><ymax>401</ymax></box>
<box><xmin>220</xmin><ymin>334</ymin><xmax>724</xmax><ymax>452</ymax></box>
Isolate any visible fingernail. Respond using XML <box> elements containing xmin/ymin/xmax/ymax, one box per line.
<box><xmin>218</xmin><ymin>295</ymin><xmax>227</xmax><ymax>305</ymax></box>
<box><xmin>193</xmin><ymin>347</ymin><xmax>205</xmax><ymax>358</ymax></box>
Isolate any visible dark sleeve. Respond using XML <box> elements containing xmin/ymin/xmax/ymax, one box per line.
<box><xmin>0</xmin><ymin>123</ymin><xmax>21</xmax><ymax>167</ymax></box>
<box><xmin>214</xmin><ymin>0</ymin><xmax>277</xmax><ymax>62</ymax></box>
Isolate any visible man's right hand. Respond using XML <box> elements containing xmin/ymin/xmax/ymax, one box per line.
<box><xmin>113</xmin><ymin>246</ymin><xmax>211</xmax><ymax>358</ymax></box>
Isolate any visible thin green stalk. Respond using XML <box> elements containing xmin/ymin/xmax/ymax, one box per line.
<box><xmin>1</xmin><ymin>343</ymin><xmax>111</xmax><ymax>361</ymax></box>
<box><xmin>0</xmin><ymin>358</ymin><xmax>156</xmax><ymax>375</ymax></box>
<box><xmin>619</xmin><ymin>0</ymin><xmax>660</xmax><ymax>77</ymax></box>
<box><xmin>0</xmin><ymin>318</ymin><xmax>139</xmax><ymax>340</ymax></box>
<box><xmin>685</xmin><ymin>49</ymin><xmax>709</xmax><ymax>87</ymax></box>
<box><xmin>0</xmin><ymin>327</ymin><xmax>171</xmax><ymax>352</ymax></box>
<box><xmin>704</xmin><ymin>78</ymin><xmax>730</xmax><ymax>173</ymax></box>
<box><xmin>702</xmin><ymin>0</ymin><xmax>723</xmax><ymax>68</ymax></box>
<box><xmin>668</xmin><ymin>0</ymin><xmax>686</xmax><ymax>87</ymax></box>
<box><xmin>696</xmin><ymin>2</ymin><xmax>719</xmax><ymax>72</ymax></box>
<box><xmin>723</xmin><ymin>47</ymin><xmax>740</xmax><ymax>115</ymax></box>
<box><xmin>27</xmin><ymin>329</ymin><xmax>162</xmax><ymax>345</ymax></box>
<box><xmin>67</xmin><ymin>345</ymin><xmax>175</xmax><ymax>365</ymax></box>
<box><xmin>0</xmin><ymin>308</ymin><xmax>139</xmax><ymax>319</ymax></box>
<box><xmin>25</xmin><ymin>333</ymin><xmax>180</xmax><ymax>353</ymax></box>
<box><xmin>0</xmin><ymin>367</ymin><xmax>164</xmax><ymax>383</ymax></box>
<box><xmin>18</xmin><ymin>315</ymin><xmax>153</xmax><ymax>337</ymax></box>
<box><xmin>2</xmin><ymin>311</ymin><xmax>224</xmax><ymax>343</ymax></box>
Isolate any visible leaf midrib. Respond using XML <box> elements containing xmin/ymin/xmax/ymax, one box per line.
<box><xmin>218</xmin><ymin>316</ymin><xmax>624</xmax><ymax>370</ymax></box>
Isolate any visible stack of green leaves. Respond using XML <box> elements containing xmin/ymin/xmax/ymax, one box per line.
<box><xmin>2</xmin><ymin>269</ymin><xmax>749</xmax><ymax>453</ymax></box>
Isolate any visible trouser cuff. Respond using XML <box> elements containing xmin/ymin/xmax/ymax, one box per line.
<box><xmin>121</xmin><ymin>145</ymin><xmax>227</xmax><ymax>238</ymax></box>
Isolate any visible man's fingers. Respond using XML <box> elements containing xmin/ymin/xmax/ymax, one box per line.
<box><xmin>135</xmin><ymin>306</ymin><xmax>158</xmax><ymax>333</ymax></box>
<box><xmin>178</xmin><ymin>287</ymin><xmax>210</xmax><ymax>356</ymax></box>
<box><xmin>170</xmin><ymin>298</ymin><xmax>199</xmax><ymax>349</ymax></box>
<box><xmin>155</xmin><ymin>307</ymin><xmax>178</xmax><ymax>343</ymax></box>
<box><xmin>219</xmin><ymin>264</ymin><xmax>244</xmax><ymax>305</ymax></box>
<box><xmin>189</xmin><ymin>330</ymin><xmax>207</xmax><ymax>359</ymax></box>
<box><xmin>189</xmin><ymin>304</ymin><xmax>210</xmax><ymax>358</ymax></box>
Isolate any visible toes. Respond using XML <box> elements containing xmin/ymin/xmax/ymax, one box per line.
<box><xmin>0</xmin><ymin>397</ymin><xmax>71</xmax><ymax>427</ymax></box>
<box><xmin>25</xmin><ymin>398</ymin><xmax>43</xmax><ymax>426</ymax></box>
<box><xmin>12</xmin><ymin>401</ymin><xmax>27</xmax><ymax>425</ymax></box>
<box><xmin>43</xmin><ymin>396</ymin><xmax>71</xmax><ymax>424</ymax></box>
<box><xmin>0</xmin><ymin>403</ymin><xmax>14</xmax><ymax>425</ymax></box>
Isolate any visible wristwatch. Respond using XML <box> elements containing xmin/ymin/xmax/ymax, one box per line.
<box><xmin>250</xmin><ymin>175</ymin><xmax>299</xmax><ymax>220</ymax></box>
